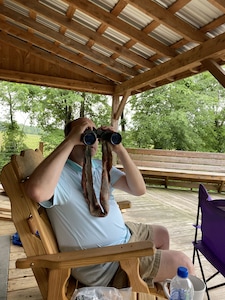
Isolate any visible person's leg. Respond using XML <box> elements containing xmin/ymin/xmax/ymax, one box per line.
<box><xmin>126</xmin><ymin>222</ymin><xmax>195</xmax><ymax>285</ymax></box>
<box><xmin>150</xmin><ymin>224</ymin><xmax>195</xmax><ymax>281</ymax></box>
<box><xmin>150</xmin><ymin>224</ymin><xmax>170</xmax><ymax>250</ymax></box>
<box><xmin>153</xmin><ymin>249</ymin><xmax>195</xmax><ymax>283</ymax></box>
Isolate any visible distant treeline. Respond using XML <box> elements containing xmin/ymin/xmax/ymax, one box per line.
<box><xmin>0</xmin><ymin>121</ymin><xmax>42</xmax><ymax>135</ymax></box>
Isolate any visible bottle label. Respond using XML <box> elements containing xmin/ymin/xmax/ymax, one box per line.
<box><xmin>170</xmin><ymin>289</ymin><xmax>190</xmax><ymax>300</ymax></box>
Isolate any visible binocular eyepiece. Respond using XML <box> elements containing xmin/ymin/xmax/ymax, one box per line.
<box><xmin>81</xmin><ymin>128</ymin><xmax>122</xmax><ymax>146</ymax></box>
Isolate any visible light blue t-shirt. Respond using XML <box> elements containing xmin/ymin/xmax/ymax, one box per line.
<box><xmin>42</xmin><ymin>159</ymin><xmax>131</xmax><ymax>286</ymax></box>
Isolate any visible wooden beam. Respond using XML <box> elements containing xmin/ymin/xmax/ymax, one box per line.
<box><xmin>114</xmin><ymin>91</ymin><xmax>131</xmax><ymax>121</ymax></box>
<box><xmin>0</xmin><ymin>36</ymin><xmax>109</xmax><ymax>85</ymax></box>
<box><xmin>111</xmin><ymin>95</ymin><xmax>120</xmax><ymax>129</ymax></box>
<box><xmin>168</xmin><ymin>0</ymin><xmax>192</xmax><ymax>13</ymax></box>
<box><xmin>69</xmin><ymin>0</ymin><xmax>176</xmax><ymax>57</ymax></box>
<box><xmin>209</xmin><ymin>0</ymin><xmax>225</xmax><ymax>12</ymax></box>
<box><xmin>0</xmin><ymin>21</ymin><xmax>123</xmax><ymax>83</ymax></box>
<box><xmin>114</xmin><ymin>31</ymin><xmax>225</xmax><ymax>95</ymax></box>
<box><xmin>201</xmin><ymin>59</ymin><xmax>225</xmax><ymax>88</ymax></box>
<box><xmin>10</xmin><ymin>0</ymin><xmax>154</xmax><ymax>69</ymax></box>
<box><xmin>0</xmin><ymin>69</ymin><xmax>114</xmax><ymax>94</ymax></box>
<box><xmin>124</xmin><ymin>0</ymin><xmax>207</xmax><ymax>43</ymax></box>
<box><xmin>0</xmin><ymin>6</ymin><xmax>138</xmax><ymax>78</ymax></box>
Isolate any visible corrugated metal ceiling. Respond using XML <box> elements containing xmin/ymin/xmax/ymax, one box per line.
<box><xmin>1</xmin><ymin>0</ymin><xmax>225</xmax><ymax>96</ymax></box>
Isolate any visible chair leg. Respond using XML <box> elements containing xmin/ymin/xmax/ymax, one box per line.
<box><xmin>192</xmin><ymin>246</ymin><xmax>196</xmax><ymax>265</ymax></box>
<box><xmin>206</xmin><ymin>271</ymin><xmax>219</xmax><ymax>283</ymax></box>
<box><xmin>196</xmin><ymin>249</ymin><xmax>210</xmax><ymax>300</ymax></box>
<box><xmin>47</xmin><ymin>268</ymin><xmax>71</xmax><ymax>300</ymax></box>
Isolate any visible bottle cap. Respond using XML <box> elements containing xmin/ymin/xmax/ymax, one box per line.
<box><xmin>177</xmin><ymin>266</ymin><xmax>188</xmax><ymax>278</ymax></box>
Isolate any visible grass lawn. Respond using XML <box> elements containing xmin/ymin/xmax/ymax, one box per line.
<box><xmin>0</xmin><ymin>133</ymin><xmax>42</xmax><ymax>171</ymax></box>
<box><xmin>0</xmin><ymin>132</ymin><xmax>41</xmax><ymax>149</ymax></box>
<box><xmin>24</xmin><ymin>133</ymin><xmax>42</xmax><ymax>149</ymax></box>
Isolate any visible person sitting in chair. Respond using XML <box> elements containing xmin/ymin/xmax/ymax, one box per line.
<box><xmin>24</xmin><ymin>117</ymin><xmax>195</xmax><ymax>288</ymax></box>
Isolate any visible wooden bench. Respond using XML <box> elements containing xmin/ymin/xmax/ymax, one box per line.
<box><xmin>116</xmin><ymin>148</ymin><xmax>225</xmax><ymax>193</ymax></box>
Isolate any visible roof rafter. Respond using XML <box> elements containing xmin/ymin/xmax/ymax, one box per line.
<box><xmin>124</xmin><ymin>0</ymin><xmax>207</xmax><ymax>43</ymax></box>
<box><xmin>9</xmin><ymin>0</ymin><xmax>155</xmax><ymax>69</ymax></box>
<box><xmin>66</xmin><ymin>0</ymin><xmax>177</xmax><ymax>57</ymax></box>
<box><xmin>209</xmin><ymin>0</ymin><xmax>225</xmax><ymax>11</ymax></box>
<box><xmin>0</xmin><ymin>23</ymin><xmax>125</xmax><ymax>83</ymax></box>
<box><xmin>0</xmin><ymin>0</ymin><xmax>225</xmax><ymax>103</ymax></box>
<box><xmin>201</xmin><ymin>58</ymin><xmax>225</xmax><ymax>88</ymax></box>
<box><xmin>114</xmin><ymin>30</ymin><xmax>225</xmax><ymax>94</ymax></box>
<box><xmin>1</xmin><ymin>6</ymin><xmax>138</xmax><ymax>78</ymax></box>
<box><xmin>0</xmin><ymin>69</ymin><xmax>114</xmax><ymax>94</ymax></box>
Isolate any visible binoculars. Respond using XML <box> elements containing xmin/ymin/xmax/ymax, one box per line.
<box><xmin>81</xmin><ymin>128</ymin><xmax>122</xmax><ymax>145</ymax></box>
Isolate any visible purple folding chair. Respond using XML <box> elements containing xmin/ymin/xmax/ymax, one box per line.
<box><xmin>193</xmin><ymin>184</ymin><xmax>225</xmax><ymax>300</ymax></box>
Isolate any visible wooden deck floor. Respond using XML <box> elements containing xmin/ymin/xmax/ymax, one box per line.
<box><xmin>0</xmin><ymin>186</ymin><xmax>225</xmax><ymax>299</ymax></box>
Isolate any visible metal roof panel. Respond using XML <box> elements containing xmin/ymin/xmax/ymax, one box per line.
<box><xmin>176</xmin><ymin>0</ymin><xmax>223</xmax><ymax>28</ymax></box>
<box><xmin>103</xmin><ymin>27</ymin><xmax>130</xmax><ymax>45</ymax></box>
<box><xmin>4</xmin><ymin>0</ymin><xmax>29</xmax><ymax>17</ymax></box>
<box><xmin>118</xmin><ymin>4</ymin><xmax>153</xmax><ymax>30</ymax></box>
<box><xmin>150</xmin><ymin>24</ymin><xmax>182</xmax><ymax>46</ymax></box>
<box><xmin>72</xmin><ymin>9</ymin><xmax>101</xmax><ymax>31</ymax></box>
<box><xmin>1</xmin><ymin>0</ymin><xmax>225</xmax><ymax>95</ymax></box>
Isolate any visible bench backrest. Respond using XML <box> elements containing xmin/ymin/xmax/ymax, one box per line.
<box><xmin>119</xmin><ymin>148</ymin><xmax>225</xmax><ymax>173</ymax></box>
<box><xmin>0</xmin><ymin>149</ymin><xmax>59</xmax><ymax>299</ymax></box>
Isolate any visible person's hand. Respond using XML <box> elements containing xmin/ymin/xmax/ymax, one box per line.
<box><xmin>67</xmin><ymin>119</ymin><xmax>96</xmax><ymax>146</ymax></box>
<box><xmin>99</xmin><ymin>125</ymin><xmax>114</xmax><ymax>132</ymax></box>
<box><xmin>99</xmin><ymin>125</ymin><xmax>124</xmax><ymax>154</ymax></box>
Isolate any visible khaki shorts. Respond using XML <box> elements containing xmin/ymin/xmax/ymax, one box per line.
<box><xmin>110</xmin><ymin>221</ymin><xmax>161</xmax><ymax>288</ymax></box>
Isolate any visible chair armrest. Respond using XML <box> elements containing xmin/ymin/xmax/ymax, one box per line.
<box><xmin>16</xmin><ymin>241</ymin><xmax>154</xmax><ymax>269</ymax></box>
<box><xmin>117</xmin><ymin>200</ymin><xmax>132</xmax><ymax>210</ymax></box>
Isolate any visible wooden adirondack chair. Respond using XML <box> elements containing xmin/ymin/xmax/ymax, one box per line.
<box><xmin>0</xmin><ymin>149</ymin><xmax>166</xmax><ymax>300</ymax></box>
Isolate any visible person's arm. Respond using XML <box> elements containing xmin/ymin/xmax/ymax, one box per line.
<box><xmin>24</xmin><ymin>121</ymin><xmax>88</xmax><ymax>203</ymax></box>
<box><xmin>112</xmin><ymin>144</ymin><xmax>146</xmax><ymax>196</ymax></box>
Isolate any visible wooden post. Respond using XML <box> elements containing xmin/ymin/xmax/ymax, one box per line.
<box><xmin>111</xmin><ymin>94</ymin><xmax>120</xmax><ymax>130</ymax></box>
<box><xmin>111</xmin><ymin>95</ymin><xmax>120</xmax><ymax>165</ymax></box>
<box><xmin>39</xmin><ymin>142</ymin><xmax>44</xmax><ymax>154</ymax></box>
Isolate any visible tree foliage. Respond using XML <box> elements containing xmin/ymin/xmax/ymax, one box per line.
<box><xmin>0</xmin><ymin>82</ymin><xmax>28</xmax><ymax>166</ymax></box>
<box><xmin>0</xmin><ymin>81</ymin><xmax>112</xmax><ymax>158</ymax></box>
<box><xmin>130</xmin><ymin>72</ymin><xmax>225</xmax><ymax>152</ymax></box>
<box><xmin>25</xmin><ymin>87</ymin><xmax>112</xmax><ymax>151</ymax></box>
<box><xmin>1</xmin><ymin>70</ymin><xmax>225</xmax><ymax>167</ymax></box>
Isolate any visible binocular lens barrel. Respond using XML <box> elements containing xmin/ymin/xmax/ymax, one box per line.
<box><xmin>81</xmin><ymin>129</ymin><xmax>122</xmax><ymax>145</ymax></box>
<box><xmin>103</xmin><ymin>132</ymin><xmax>122</xmax><ymax>145</ymax></box>
<box><xmin>82</xmin><ymin>131</ymin><xmax>97</xmax><ymax>145</ymax></box>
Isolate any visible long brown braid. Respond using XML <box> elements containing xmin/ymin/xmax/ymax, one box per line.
<box><xmin>81</xmin><ymin>140</ymin><xmax>112</xmax><ymax>217</ymax></box>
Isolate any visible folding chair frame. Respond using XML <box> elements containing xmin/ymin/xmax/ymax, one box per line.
<box><xmin>192</xmin><ymin>184</ymin><xmax>225</xmax><ymax>300</ymax></box>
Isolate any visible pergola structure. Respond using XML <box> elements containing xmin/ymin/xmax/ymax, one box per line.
<box><xmin>1</xmin><ymin>0</ymin><xmax>225</xmax><ymax>128</ymax></box>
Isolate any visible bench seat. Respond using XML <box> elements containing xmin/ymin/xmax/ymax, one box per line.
<box><xmin>116</xmin><ymin>148</ymin><xmax>225</xmax><ymax>192</ymax></box>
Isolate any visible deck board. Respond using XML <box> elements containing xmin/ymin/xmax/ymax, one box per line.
<box><xmin>0</xmin><ymin>235</ymin><xmax>10</xmax><ymax>300</ymax></box>
<box><xmin>0</xmin><ymin>187</ymin><xmax>225</xmax><ymax>299</ymax></box>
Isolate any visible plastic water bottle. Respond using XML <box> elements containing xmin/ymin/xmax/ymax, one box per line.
<box><xmin>170</xmin><ymin>266</ymin><xmax>194</xmax><ymax>300</ymax></box>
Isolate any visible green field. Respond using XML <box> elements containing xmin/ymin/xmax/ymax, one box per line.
<box><xmin>0</xmin><ymin>132</ymin><xmax>42</xmax><ymax>171</ymax></box>
<box><xmin>24</xmin><ymin>133</ymin><xmax>42</xmax><ymax>149</ymax></box>
<box><xmin>0</xmin><ymin>132</ymin><xmax>41</xmax><ymax>149</ymax></box>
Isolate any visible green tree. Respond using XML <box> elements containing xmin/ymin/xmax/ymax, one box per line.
<box><xmin>191</xmin><ymin>72</ymin><xmax>225</xmax><ymax>152</ymax></box>
<box><xmin>0</xmin><ymin>82</ymin><xmax>112</xmax><ymax>158</ymax></box>
<box><xmin>130</xmin><ymin>72</ymin><xmax>225</xmax><ymax>152</ymax></box>
<box><xmin>0</xmin><ymin>82</ymin><xmax>28</xmax><ymax>169</ymax></box>
<box><xmin>24</xmin><ymin>87</ymin><xmax>112</xmax><ymax>153</ymax></box>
